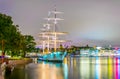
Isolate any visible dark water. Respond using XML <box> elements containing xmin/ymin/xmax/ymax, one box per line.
<box><xmin>7</xmin><ymin>57</ymin><xmax>120</xmax><ymax>79</ymax></box>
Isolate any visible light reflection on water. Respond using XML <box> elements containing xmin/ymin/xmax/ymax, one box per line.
<box><xmin>8</xmin><ymin>57</ymin><xmax>120</xmax><ymax>79</ymax></box>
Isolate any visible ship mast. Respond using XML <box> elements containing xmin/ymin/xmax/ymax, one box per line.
<box><xmin>54</xmin><ymin>6</ymin><xmax>57</xmax><ymax>52</ymax></box>
<box><xmin>52</xmin><ymin>6</ymin><xmax>64</xmax><ymax>52</ymax></box>
<box><xmin>42</xmin><ymin>12</ymin><xmax>51</xmax><ymax>54</ymax></box>
<box><xmin>39</xmin><ymin>6</ymin><xmax>67</xmax><ymax>54</ymax></box>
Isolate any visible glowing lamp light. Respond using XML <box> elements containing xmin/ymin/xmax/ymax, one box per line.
<box><xmin>115</xmin><ymin>47</ymin><xmax>119</xmax><ymax>50</ymax></box>
<box><xmin>96</xmin><ymin>47</ymin><xmax>102</xmax><ymax>50</ymax></box>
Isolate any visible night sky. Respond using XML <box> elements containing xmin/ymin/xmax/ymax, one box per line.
<box><xmin>0</xmin><ymin>0</ymin><xmax>120</xmax><ymax>47</ymax></box>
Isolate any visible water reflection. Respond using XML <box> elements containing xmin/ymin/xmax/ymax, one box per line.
<box><xmin>114</xmin><ymin>57</ymin><xmax>120</xmax><ymax>79</ymax></box>
<box><xmin>5</xmin><ymin>57</ymin><xmax>120</xmax><ymax>79</ymax></box>
<box><xmin>27</xmin><ymin>60</ymin><xmax>69</xmax><ymax>79</ymax></box>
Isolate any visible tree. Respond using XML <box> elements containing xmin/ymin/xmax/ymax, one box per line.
<box><xmin>21</xmin><ymin>35</ymin><xmax>36</xmax><ymax>57</ymax></box>
<box><xmin>0</xmin><ymin>13</ymin><xmax>36</xmax><ymax>57</ymax></box>
<box><xmin>0</xmin><ymin>13</ymin><xmax>13</xmax><ymax>57</ymax></box>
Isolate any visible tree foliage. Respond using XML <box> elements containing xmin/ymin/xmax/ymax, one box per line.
<box><xmin>0</xmin><ymin>13</ymin><xmax>36</xmax><ymax>57</ymax></box>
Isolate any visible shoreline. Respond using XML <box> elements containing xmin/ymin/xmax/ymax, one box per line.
<box><xmin>0</xmin><ymin>58</ymin><xmax>33</xmax><ymax>65</ymax></box>
<box><xmin>0</xmin><ymin>58</ymin><xmax>33</xmax><ymax>78</ymax></box>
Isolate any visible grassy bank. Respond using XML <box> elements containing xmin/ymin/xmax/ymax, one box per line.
<box><xmin>0</xmin><ymin>58</ymin><xmax>33</xmax><ymax>65</ymax></box>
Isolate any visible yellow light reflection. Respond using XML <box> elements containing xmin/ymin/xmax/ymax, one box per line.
<box><xmin>80</xmin><ymin>57</ymin><xmax>90</xmax><ymax>79</ymax></box>
<box><xmin>36</xmin><ymin>62</ymin><xmax>64</xmax><ymax>79</ymax></box>
<box><xmin>64</xmin><ymin>58</ymin><xmax>67</xmax><ymax>64</ymax></box>
<box><xmin>108</xmin><ymin>57</ymin><xmax>113</xmax><ymax>79</ymax></box>
<box><xmin>73</xmin><ymin>58</ymin><xmax>76</xmax><ymax>67</ymax></box>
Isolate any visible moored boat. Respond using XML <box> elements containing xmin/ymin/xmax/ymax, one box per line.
<box><xmin>37</xmin><ymin>6</ymin><xmax>68</xmax><ymax>62</ymax></box>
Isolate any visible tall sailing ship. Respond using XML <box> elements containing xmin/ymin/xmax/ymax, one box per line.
<box><xmin>38</xmin><ymin>7</ymin><xmax>68</xmax><ymax>62</ymax></box>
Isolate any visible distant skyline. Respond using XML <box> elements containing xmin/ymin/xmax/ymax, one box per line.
<box><xmin>0</xmin><ymin>0</ymin><xmax>120</xmax><ymax>47</ymax></box>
